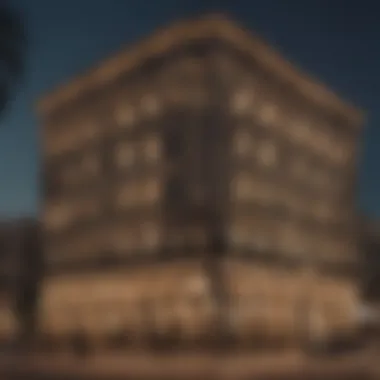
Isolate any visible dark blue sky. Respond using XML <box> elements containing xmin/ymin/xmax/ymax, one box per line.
<box><xmin>0</xmin><ymin>0</ymin><xmax>378</xmax><ymax>218</ymax></box>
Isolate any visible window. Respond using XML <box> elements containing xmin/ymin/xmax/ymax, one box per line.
<box><xmin>259</xmin><ymin>103</ymin><xmax>278</xmax><ymax>125</ymax></box>
<box><xmin>144</xmin><ymin>178</ymin><xmax>160</xmax><ymax>203</ymax></box>
<box><xmin>141</xmin><ymin>223</ymin><xmax>160</xmax><ymax>250</ymax></box>
<box><xmin>164</xmin><ymin>128</ymin><xmax>184</xmax><ymax>159</ymax></box>
<box><xmin>166</xmin><ymin>175</ymin><xmax>185</xmax><ymax>204</ymax></box>
<box><xmin>144</xmin><ymin>137</ymin><xmax>160</xmax><ymax>162</ymax></box>
<box><xmin>115</xmin><ymin>142</ymin><xmax>134</xmax><ymax>168</ymax></box>
<box><xmin>332</xmin><ymin>144</ymin><xmax>350</xmax><ymax>165</ymax></box>
<box><xmin>291</xmin><ymin>120</ymin><xmax>311</xmax><ymax>144</ymax></box>
<box><xmin>257</xmin><ymin>140</ymin><xmax>277</xmax><ymax>167</ymax></box>
<box><xmin>229</xmin><ymin>223</ymin><xmax>249</xmax><ymax>247</ymax></box>
<box><xmin>234</xmin><ymin>130</ymin><xmax>252</xmax><ymax>156</ymax></box>
<box><xmin>115</xmin><ymin>104</ymin><xmax>135</xmax><ymax>127</ymax></box>
<box><xmin>307</xmin><ymin>305</ymin><xmax>327</xmax><ymax>344</ymax></box>
<box><xmin>44</xmin><ymin>201</ymin><xmax>73</xmax><ymax>231</ymax></box>
<box><xmin>44</xmin><ymin>171</ymin><xmax>62</xmax><ymax>197</ymax></box>
<box><xmin>141</xmin><ymin>94</ymin><xmax>159</xmax><ymax>116</ymax></box>
<box><xmin>278</xmin><ymin>222</ymin><xmax>301</xmax><ymax>255</ymax></box>
<box><xmin>251</xmin><ymin>218</ymin><xmax>272</xmax><ymax>251</ymax></box>
<box><xmin>230</xmin><ymin>89</ymin><xmax>252</xmax><ymax>114</ymax></box>
<box><xmin>232</xmin><ymin>174</ymin><xmax>252</xmax><ymax>200</ymax></box>
<box><xmin>116</xmin><ymin>184</ymin><xmax>136</xmax><ymax>208</ymax></box>
<box><xmin>184</xmin><ymin>275</ymin><xmax>209</xmax><ymax>297</ymax></box>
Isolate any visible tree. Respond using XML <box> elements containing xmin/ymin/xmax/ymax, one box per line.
<box><xmin>0</xmin><ymin>4</ymin><xmax>25</xmax><ymax>117</ymax></box>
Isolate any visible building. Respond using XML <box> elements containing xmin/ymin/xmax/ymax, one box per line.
<box><xmin>37</xmin><ymin>14</ymin><xmax>364</xmax><ymax>356</ymax></box>
<box><xmin>359</xmin><ymin>216</ymin><xmax>380</xmax><ymax>303</ymax></box>
<box><xmin>0</xmin><ymin>218</ymin><xmax>41</xmax><ymax>347</ymax></box>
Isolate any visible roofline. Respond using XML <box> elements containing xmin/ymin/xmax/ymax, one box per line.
<box><xmin>36</xmin><ymin>13</ymin><xmax>365</xmax><ymax>127</ymax></box>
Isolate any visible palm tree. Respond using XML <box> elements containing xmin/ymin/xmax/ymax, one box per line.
<box><xmin>0</xmin><ymin>4</ymin><xmax>25</xmax><ymax>117</ymax></box>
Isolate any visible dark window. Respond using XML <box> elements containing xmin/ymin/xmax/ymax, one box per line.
<box><xmin>164</xmin><ymin>127</ymin><xmax>184</xmax><ymax>159</ymax></box>
<box><xmin>166</xmin><ymin>175</ymin><xmax>186</xmax><ymax>204</ymax></box>
<box><xmin>44</xmin><ymin>170</ymin><xmax>62</xmax><ymax>197</ymax></box>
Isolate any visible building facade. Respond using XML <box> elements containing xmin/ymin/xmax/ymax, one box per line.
<box><xmin>37</xmin><ymin>14</ymin><xmax>364</xmax><ymax>352</ymax></box>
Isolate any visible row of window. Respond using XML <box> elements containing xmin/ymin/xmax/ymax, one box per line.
<box><xmin>231</xmin><ymin>174</ymin><xmax>344</xmax><ymax>224</ymax></box>
<box><xmin>114</xmin><ymin>137</ymin><xmax>160</xmax><ymax>168</ymax></box>
<box><xmin>45</xmin><ymin>83</ymin><xmax>207</xmax><ymax>158</ymax></box>
<box><xmin>233</xmin><ymin>130</ymin><xmax>342</xmax><ymax>193</ymax></box>
<box><xmin>44</xmin><ymin>196</ymin><xmax>101</xmax><ymax>233</ymax></box>
<box><xmin>114</xmin><ymin>86</ymin><xmax>207</xmax><ymax>129</ymax></box>
<box><xmin>46</xmin><ymin>226</ymin><xmax>211</xmax><ymax>266</ymax></box>
<box><xmin>234</xmin><ymin>132</ymin><xmax>277</xmax><ymax>168</ymax></box>
<box><xmin>228</xmin><ymin>220</ymin><xmax>355</xmax><ymax>260</ymax></box>
<box><xmin>44</xmin><ymin>178</ymin><xmax>161</xmax><ymax>233</ymax></box>
<box><xmin>116</xmin><ymin>178</ymin><xmax>160</xmax><ymax>207</ymax></box>
<box><xmin>47</xmin><ymin>135</ymin><xmax>161</xmax><ymax>191</ymax></box>
<box><xmin>230</xmin><ymin>89</ymin><xmax>352</xmax><ymax>166</ymax></box>
<box><xmin>45</xmin><ymin>120</ymin><xmax>100</xmax><ymax>157</ymax></box>
<box><xmin>46</xmin><ymin>223</ymin><xmax>161</xmax><ymax>264</ymax></box>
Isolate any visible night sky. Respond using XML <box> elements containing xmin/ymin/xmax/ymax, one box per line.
<box><xmin>0</xmin><ymin>0</ymin><xmax>378</xmax><ymax>218</ymax></box>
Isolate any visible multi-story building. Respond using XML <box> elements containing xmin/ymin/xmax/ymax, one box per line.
<box><xmin>37</xmin><ymin>14</ymin><xmax>364</xmax><ymax>353</ymax></box>
<box><xmin>0</xmin><ymin>218</ymin><xmax>41</xmax><ymax>346</ymax></box>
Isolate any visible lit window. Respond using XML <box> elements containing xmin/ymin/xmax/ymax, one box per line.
<box><xmin>259</xmin><ymin>103</ymin><xmax>278</xmax><ymax>125</ymax></box>
<box><xmin>292</xmin><ymin>121</ymin><xmax>308</xmax><ymax>143</ymax></box>
<box><xmin>115</xmin><ymin>143</ymin><xmax>134</xmax><ymax>167</ymax></box>
<box><xmin>141</xmin><ymin>94</ymin><xmax>159</xmax><ymax>116</ymax></box>
<box><xmin>251</xmin><ymin>219</ymin><xmax>272</xmax><ymax>251</ymax></box>
<box><xmin>257</xmin><ymin>141</ymin><xmax>277</xmax><ymax>167</ymax></box>
<box><xmin>230</xmin><ymin>89</ymin><xmax>252</xmax><ymax>114</ymax></box>
<box><xmin>141</xmin><ymin>223</ymin><xmax>159</xmax><ymax>250</ymax></box>
<box><xmin>144</xmin><ymin>179</ymin><xmax>160</xmax><ymax>202</ymax></box>
<box><xmin>232</xmin><ymin>174</ymin><xmax>252</xmax><ymax>200</ymax></box>
<box><xmin>115</xmin><ymin>104</ymin><xmax>135</xmax><ymax>127</ymax></box>
<box><xmin>229</xmin><ymin>224</ymin><xmax>248</xmax><ymax>246</ymax></box>
<box><xmin>44</xmin><ymin>202</ymin><xmax>73</xmax><ymax>231</ymax></box>
<box><xmin>185</xmin><ymin>276</ymin><xmax>209</xmax><ymax>296</ymax></box>
<box><xmin>234</xmin><ymin>130</ymin><xmax>251</xmax><ymax>156</ymax></box>
<box><xmin>308</xmin><ymin>305</ymin><xmax>327</xmax><ymax>343</ymax></box>
<box><xmin>144</xmin><ymin>137</ymin><xmax>160</xmax><ymax>162</ymax></box>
